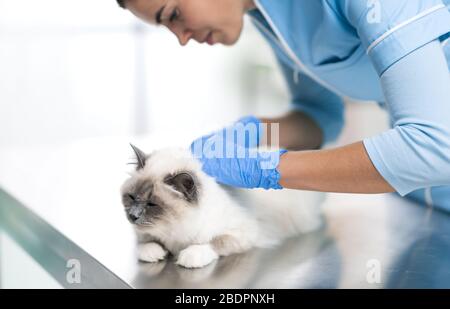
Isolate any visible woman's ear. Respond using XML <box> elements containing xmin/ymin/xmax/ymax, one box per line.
<box><xmin>164</xmin><ymin>172</ymin><xmax>198</xmax><ymax>203</ymax></box>
<box><xmin>129</xmin><ymin>143</ymin><xmax>147</xmax><ymax>171</ymax></box>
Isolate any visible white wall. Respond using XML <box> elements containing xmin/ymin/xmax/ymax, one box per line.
<box><xmin>0</xmin><ymin>0</ymin><xmax>388</xmax><ymax>149</ymax></box>
<box><xmin>0</xmin><ymin>0</ymin><xmax>293</xmax><ymax>148</ymax></box>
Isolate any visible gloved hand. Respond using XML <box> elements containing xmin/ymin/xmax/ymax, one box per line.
<box><xmin>192</xmin><ymin>139</ymin><xmax>287</xmax><ymax>190</ymax></box>
<box><xmin>191</xmin><ymin>116</ymin><xmax>263</xmax><ymax>156</ymax></box>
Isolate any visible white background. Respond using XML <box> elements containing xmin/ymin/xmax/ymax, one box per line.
<box><xmin>0</xmin><ymin>0</ymin><xmax>389</xmax><ymax>148</ymax></box>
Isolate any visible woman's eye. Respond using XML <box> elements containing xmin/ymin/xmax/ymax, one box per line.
<box><xmin>169</xmin><ymin>9</ymin><xmax>179</xmax><ymax>23</ymax></box>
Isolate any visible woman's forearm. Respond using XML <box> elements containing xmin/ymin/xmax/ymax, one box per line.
<box><xmin>278</xmin><ymin>141</ymin><xmax>395</xmax><ymax>194</ymax></box>
<box><xmin>260</xmin><ymin>110</ymin><xmax>324</xmax><ymax>151</ymax></box>
<box><xmin>258</xmin><ymin>112</ymin><xmax>393</xmax><ymax>193</ymax></box>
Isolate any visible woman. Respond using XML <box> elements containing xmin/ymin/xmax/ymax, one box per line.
<box><xmin>117</xmin><ymin>0</ymin><xmax>450</xmax><ymax>211</ymax></box>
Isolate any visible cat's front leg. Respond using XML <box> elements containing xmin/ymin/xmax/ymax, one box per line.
<box><xmin>176</xmin><ymin>235</ymin><xmax>251</xmax><ymax>268</ymax></box>
<box><xmin>138</xmin><ymin>242</ymin><xmax>168</xmax><ymax>263</ymax></box>
<box><xmin>176</xmin><ymin>244</ymin><xmax>219</xmax><ymax>269</ymax></box>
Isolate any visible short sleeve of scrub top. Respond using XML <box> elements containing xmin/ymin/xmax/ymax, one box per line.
<box><xmin>342</xmin><ymin>0</ymin><xmax>450</xmax><ymax>75</ymax></box>
<box><xmin>340</xmin><ymin>0</ymin><xmax>450</xmax><ymax>196</ymax></box>
<box><xmin>250</xmin><ymin>0</ymin><xmax>450</xmax><ymax>198</ymax></box>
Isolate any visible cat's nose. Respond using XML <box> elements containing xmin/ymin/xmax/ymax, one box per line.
<box><xmin>128</xmin><ymin>205</ymin><xmax>144</xmax><ymax>223</ymax></box>
<box><xmin>128</xmin><ymin>213</ymin><xmax>139</xmax><ymax>223</ymax></box>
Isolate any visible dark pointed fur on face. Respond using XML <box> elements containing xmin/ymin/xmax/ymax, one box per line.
<box><xmin>164</xmin><ymin>172</ymin><xmax>199</xmax><ymax>203</ymax></box>
<box><xmin>121</xmin><ymin>145</ymin><xmax>201</xmax><ymax>227</ymax></box>
<box><xmin>121</xmin><ymin>178</ymin><xmax>165</xmax><ymax>225</ymax></box>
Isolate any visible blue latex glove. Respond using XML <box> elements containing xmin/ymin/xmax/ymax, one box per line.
<box><xmin>191</xmin><ymin>116</ymin><xmax>263</xmax><ymax>156</ymax></box>
<box><xmin>193</xmin><ymin>140</ymin><xmax>287</xmax><ymax>190</ymax></box>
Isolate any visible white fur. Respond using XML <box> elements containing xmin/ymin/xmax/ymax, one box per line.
<box><xmin>176</xmin><ymin>244</ymin><xmax>219</xmax><ymax>268</ymax></box>
<box><xmin>138</xmin><ymin>242</ymin><xmax>168</xmax><ymax>263</ymax></box>
<box><xmin>123</xmin><ymin>147</ymin><xmax>323</xmax><ymax>268</ymax></box>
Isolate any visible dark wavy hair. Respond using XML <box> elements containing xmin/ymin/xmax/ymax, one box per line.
<box><xmin>116</xmin><ymin>0</ymin><xmax>126</xmax><ymax>9</ymax></box>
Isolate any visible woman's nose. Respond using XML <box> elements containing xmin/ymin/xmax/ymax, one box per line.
<box><xmin>169</xmin><ymin>25</ymin><xmax>193</xmax><ymax>46</ymax></box>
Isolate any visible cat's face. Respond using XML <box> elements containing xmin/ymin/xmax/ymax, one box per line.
<box><xmin>120</xmin><ymin>145</ymin><xmax>201</xmax><ymax>228</ymax></box>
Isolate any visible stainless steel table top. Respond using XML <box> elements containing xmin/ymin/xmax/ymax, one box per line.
<box><xmin>1</xmin><ymin>136</ymin><xmax>449</xmax><ymax>288</ymax></box>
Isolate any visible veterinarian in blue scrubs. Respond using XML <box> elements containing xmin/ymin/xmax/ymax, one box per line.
<box><xmin>120</xmin><ymin>0</ymin><xmax>450</xmax><ymax>211</ymax></box>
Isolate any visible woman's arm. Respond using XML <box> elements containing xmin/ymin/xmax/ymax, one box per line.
<box><xmin>278</xmin><ymin>142</ymin><xmax>395</xmax><ymax>193</ymax></box>
<box><xmin>193</xmin><ymin>40</ymin><xmax>450</xmax><ymax>195</ymax></box>
<box><xmin>280</xmin><ymin>40</ymin><xmax>450</xmax><ymax>195</ymax></box>
<box><xmin>260</xmin><ymin>110</ymin><xmax>324</xmax><ymax>151</ymax></box>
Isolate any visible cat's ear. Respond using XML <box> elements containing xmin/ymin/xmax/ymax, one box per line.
<box><xmin>164</xmin><ymin>172</ymin><xmax>198</xmax><ymax>203</ymax></box>
<box><xmin>129</xmin><ymin>143</ymin><xmax>147</xmax><ymax>171</ymax></box>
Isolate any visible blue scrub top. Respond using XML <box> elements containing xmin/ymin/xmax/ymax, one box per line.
<box><xmin>247</xmin><ymin>0</ymin><xmax>450</xmax><ymax>211</ymax></box>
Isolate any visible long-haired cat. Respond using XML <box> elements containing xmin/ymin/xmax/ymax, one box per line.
<box><xmin>120</xmin><ymin>144</ymin><xmax>323</xmax><ymax>268</ymax></box>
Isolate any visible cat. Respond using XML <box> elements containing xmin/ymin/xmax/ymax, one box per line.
<box><xmin>120</xmin><ymin>144</ymin><xmax>323</xmax><ymax>268</ymax></box>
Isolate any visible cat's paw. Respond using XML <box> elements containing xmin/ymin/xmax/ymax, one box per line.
<box><xmin>176</xmin><ymin>244</ymin><xmax>219</xmax><ymax>269</ymax></box>
<box><xmin>138</xmin><ymin>242</ymin><xmax>168</xmax><ymax>263</ymax></box>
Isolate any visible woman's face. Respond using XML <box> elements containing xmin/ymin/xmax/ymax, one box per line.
<box><xmin>125</xmin><ymin>0</ymin><xmax>255</xmax><ymax>46</ymax></box>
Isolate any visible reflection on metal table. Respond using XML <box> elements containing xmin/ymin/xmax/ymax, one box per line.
<box><xmin>1</xmin><ymin>136</ymin><xmax>449</xmax><ymax>288</ymax></box>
